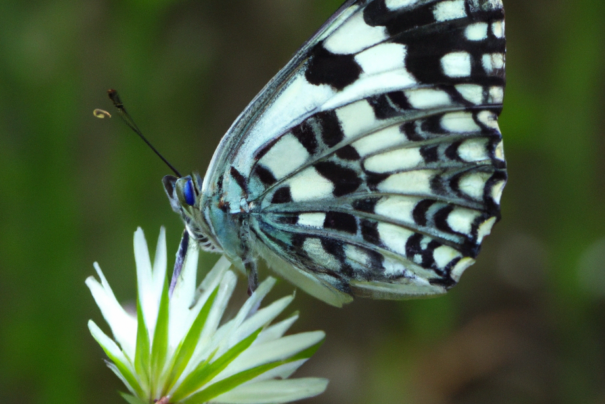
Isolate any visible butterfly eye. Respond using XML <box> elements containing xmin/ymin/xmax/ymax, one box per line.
<box><xmin>184</xmin><ymin>178</ymin><xmax>196</xmax><ymax>206</ymax></box>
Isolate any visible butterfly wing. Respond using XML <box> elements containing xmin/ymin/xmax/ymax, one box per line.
<box><xmin>202</xmin><ymin>0</ymin><xmax>506</xmax><ymax>306</ymax></box>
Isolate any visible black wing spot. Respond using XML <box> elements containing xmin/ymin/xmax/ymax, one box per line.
<box><xmin>320</xmin><ymin>237</ymin><xmax>346</xmax><ymax>263</ymax></box>
<box><xmin>276</xmin><ymin>214</ymin><xmax>299</xmax><ymax>225</ymax></box>
<box><xmin>369</xmin><ymin>92</ymin><xmax>411</xmax><ymax>119</ymax></box>
<box><xmin>420</xmin><ymin>145</ymin><xmax>439</xmax><ymax>163</ymax></box>
<box><xmin>361</xmin><ymin>219</ymin><xmax>381</xmax><ymax>245</ymax></box>
<box><xmin>429</xmin><ymin>274</ymin><xmax>457</xmax><ymax>288</ymax></box>
<box><xmin>363</xmin><ymin>0</ymin><xmax>389</xmax><ymax>26</ymax></box>
<box><xmin>336</xmin><ymin>145</ymin><xmax>361</xmax><ymax>160</ymax></box>
<box><xmin>401</xmin><ymin>122</ymin><xmax>422</xmax><ymax>141</ymax></box>
<box><xmin>412</xmin><ymin>199</ymin><xmax>435</xmax><ymax>226</ymax></box>
<box><xmin>305</xmin><ymin>43</ymin><xmax>362</xmax><ymax>90</ymax></box>
<box><xmin>445</xmin><ymin>142</ymin><xmax>462</xmax><ymax>161</ymax></box>
<box><xmin>366</xmin><ymin>249</ymin><xmax>385</xmax><ymax>274</ymax></box>
<box><xmin>353</xmin><ymin>197</ymin><xmax>379</xmax><ymax>213</ymax></box>
<box><xmin>369</xmin><ymin>94</ymin><xmax>399</xmax><ymax>120</ymax></box>
<box><xmin>430</xmin><ymin>174</ymin><xmax>447</xmax><ymax>195</ymax></box>
<box><xmin>341</xmin><ymin>263</ymin><xmax>355</xmax><ymax>277</ymax></box>
<box><xmin>405</xmin><ymin>234</ymin><xmax>441</xmax><ymax>269</ymax></box>
<box><xmin>315</xmin><ymin>161</ymin><xmax>362</xmax><ymax>196</ymax></box>
<box><xmin>324</xmin><ymin>211</ymin><xmax>358</xmax><ymax>234</ymax></box>
<box><xmin>254</xmin><ymin>165</ymin><xmax>277</xmax><ymax>186</ymax></box>
<box><xmin>389</xmin><ymin>90</ymin><xmax>412</xmax><ymax>109</ymax></box>
<box><xmin>434</xmin><ymin>205</ymin><xmax>455</xmax><ymax>233</ymax></box>
<box><xmin>423</xmin><ymin>114</ymin><xmax>445</xmax><ymax>134</ymax></box>
<box><xmin>368</xmin><ymin>2</ymin><xmax>436</xmax><ymax>34</ymax></box>
<box><xmin>317</xmin><ymin>110</ymin><xmax>344</xmax><ymax>148</ymax></box>
<box><xmin>405</xmin><ymin>233</ymin><xmax>423</xmax><ymax>258</ymax></box>
<box><xmin>291</xmin><ymin>233</ymin><xmax>306</xmax><ymax>249</ymax></box>
<box><xmin>271</xmin><ymin>187</ymin><xmax>293</xmax><ymax>204</ymax></box>
<box><xmin>366</xmin><ymin>172</ymin><xmax>390</xmax><ymax>190</ymax></box>
<box><xmin>292</xmin><ymin>122</ymin><xmax>318</xmax><ymax>155</ymax></box>
<box><xmin>230</xmin><ymin>167</ymin><xmax>248</xmax><ymax>194</ymax></box>
<box><xmin>461</xmin><ymin>238</ymin><xmax>481</xmax><ymax>258</ymax></box>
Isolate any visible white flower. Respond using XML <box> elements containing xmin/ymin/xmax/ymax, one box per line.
<box><xmin>86</xmin><ymin>227</ymin><xmax>328</xmax><ymax>404</ymax></box>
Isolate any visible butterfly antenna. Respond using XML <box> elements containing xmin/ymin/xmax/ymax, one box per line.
<box><xmin>107</xmin><ymin>89</ymin><xmax>182</xmax><ymax>178</ymax></box>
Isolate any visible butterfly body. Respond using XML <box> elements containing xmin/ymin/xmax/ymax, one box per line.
<box><xmin>165</xmin><ymin>0</ymin><xmax>507</xmax><ymax>306</ymax></box>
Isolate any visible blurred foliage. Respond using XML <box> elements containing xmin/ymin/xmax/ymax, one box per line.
<box><xmin>1</xmin><ymin>0</ymin><xmax>605</xmax><ymax>403</ymax></box>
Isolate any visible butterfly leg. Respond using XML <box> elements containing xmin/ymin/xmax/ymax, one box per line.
<box><xmin>244</xmin><ymin>259</ymin><xmax>259</xmax><ymax>296</ymax></box>
<box><xmin>238</xmin><ymin>216</ymin><xmax>258</xmax><ymax>295</ymax></box>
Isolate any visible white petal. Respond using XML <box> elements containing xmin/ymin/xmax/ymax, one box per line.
<box><xmin>134</xmin><ymin>228</ymin><xmax>153</xmax><ymax>292</ymax></box>
<box><xmin>201</xmin><ymin>270</ymin><xmax>238</xmax><ymax>343</ymax></box>
<box><xmin>92</xmin><ymin>260</ymin><xmax>113</xmax><ymax>291</ymax></box>
<box><xmin>248</xmin><ymin>359</ymin><xmax>307</xmax><ymax>382</ymax></box>
<box><xmin>168</xmin><ymin>240</ymin><xmax>200</xmax><ymax>349</ymax></box>
<box><xmin>171</xmin><ymin>255</ymin><xmax>233</xmax><ymax>351</ymax></box>
<box><xmin>151</xmin><ymin>227</ymin><xmax>168</xmax><ymax>301</ymax></box>
<box><xmin>256</xmin><ymin>314</ymin><xmax>299</xmax><ymax>345</ymax></box>
<box><xmin>217</xmin><ymin>277</ymin><xmax>276</xmax><ymax>356</ymax></box>
<box><xmin>214</xmin><ymin>331</ymin><xmax>325</xmax><ymax>382</ymax></box>
<box><xmin>88</xmin><ymin>320</ymin><xmax>135</xmax><ymax>373</ymax></box>
<box><xmin>231</xmin><ymin>295</ymin><xmax>294</xmax><ymax>346</ymax></box>
<box><xmin>134</xmin><ymin>228</ymin><xmax>158</xmax><ymax>337</ymax></box>
<box><xmin>170</xmin><ymin>238</ymin><xmax>200</xmax><ymax>310</ymax></box>
<box><xmin>107</xmin><ymin>362</ymin><xmax>138</xmax><ymax>397</ymax></box>
<box><xmin>86</xmin><ymin>267</ymin><xmax>136</xmax><ymax>357</ymax></box>
<box><xmin>211</xmin><ymin>378</ymin><xmax>328</xmax><ymax>403</ymax></box>
<box><xmin>177</xmin><ymin>270</ymin><xmax>237</xmax><ymax>383</ymax></box>
<box><xmin>197</xmin><ymin>255</ymin><xmax>233</xmax><ymax>293</ymax></box>
<box><xmin>188</xmin><ymin>255</ymin><xmax>233</xmax><ymax>325</ymax></box>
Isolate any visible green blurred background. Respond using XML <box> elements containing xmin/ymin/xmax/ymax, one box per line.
<box><xmin>1</xmin><ymin>0</ymin><xmax>605</xmax><ymax>403</ymax></box>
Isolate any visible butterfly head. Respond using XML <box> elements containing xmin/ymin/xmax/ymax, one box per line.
<box><xmin>163</xmin><ymin>174</ymin><xmax>201</xmax><ymax>211</ymax></box>
<box><xmin>163</xmin><ymin>173</ymin><xmax>220</xmax><ymax>252</ymax></box>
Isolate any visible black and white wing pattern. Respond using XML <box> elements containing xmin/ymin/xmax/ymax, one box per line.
<box><xmin>174</xmin><ymin>0</ymin><xmax>507</xmax><ymax>307</ymax></box>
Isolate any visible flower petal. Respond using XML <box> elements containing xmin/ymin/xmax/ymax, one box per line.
<box><xmin>216</xmin><ymin>277</ymin><xmax>276</xmax><ymax>356</ymax></box>
<box><xmin>246</xmin><ymin>359</ymin><xmax>307</xmax><ymax>382</ymax></box>
<box><xmin>164</xmin><ymin>288</ymin><xmax>218</xmax><ymax>394</ymax></box>
<box><xmin>134</xmin><ymin>296</ymin><xmax>152</xmax><ymax>392</ymax></box>
<box><xmin>171</xmin><ymin>254</ymin><xmax>230</xmax><ymax>348</ymax></box>
<box><xmin>86</xmin><ymin>266</ymin><xmax>136</xmax><ymax>357</ymax></box>
<box><xmin>169</xmin><ymin>239</ymin><xmax>200</xmax><ymax>346</ymax></box>
<box><xmin>89</xmin><ymin>320</ymin><xmax>142</xmax><ymax>397</ymax></box>
<box><xmin>171</xmin><ymin>328</ymin><xmax>262</xmax><ymax>401</ymax></box>
<box><xmin>181</xmin><ymin>270</ymin><xmax>237</xmax><ymax>382</ymax></box>
<box><xmin>108</xmin><ymin>364</ymin><xmax>139</xmax><ymax>397</ymax></box>
<box><xmin>201</xmin><ymin>270</ymin><xmax>238</xmax><ymax>342</ymax></box>
<box><xmin>197</xmin><ymin>255</ymin><xmax>232</xmax><ymax>295</ymax></box>
<box><xmin>151</xmin><ymin>227</ymin><xmax>168</xmax><ymax>303</ymax></box>
<box><xmin>179</xmin><ymin>360</ymin><xmax>292</xmax><ymax>404</ymax></box>
<box><xmin>150</xmin><ymin>281</ymin><xmax>170</xmax><ymax>397</ymax></box>
<box><xmin>214</xmin><ymin>331</ymin><xmax>325</xmax><ymax>383</ymax></box>
<box><xmin>210</xmin><ymin>378</ymin><xmax>328</xmax><ymax>404</ymax></box>
<box><xmin>230</xmin><ymin>295</ymin><xmax>294</xmax><ymax>347</ymax></box>
<box><xmin>134</xmin><ymin>228</ymin><xmax>159</xmax><ymax>336</ymax></box>
<box><xmin>134</xmin><ymin>228</ymin><xmax>153</xmax><ymax>294</ymax></box>
<box><xmin>256</xmin><ymin>314</ymin><xmax>299</xmax><ymax>345</ymax></box>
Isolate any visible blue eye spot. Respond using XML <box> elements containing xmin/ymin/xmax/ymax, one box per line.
<box><xmin>184</xmin><ymin>179</ymin><xmax>195</xmax><ymax>206</ymax></box>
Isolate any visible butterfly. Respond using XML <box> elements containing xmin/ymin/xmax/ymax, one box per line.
<box><xmin>163</xmin><ymin>0</ymin><xmax>507</xmax><ymax>307</ymax></box>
